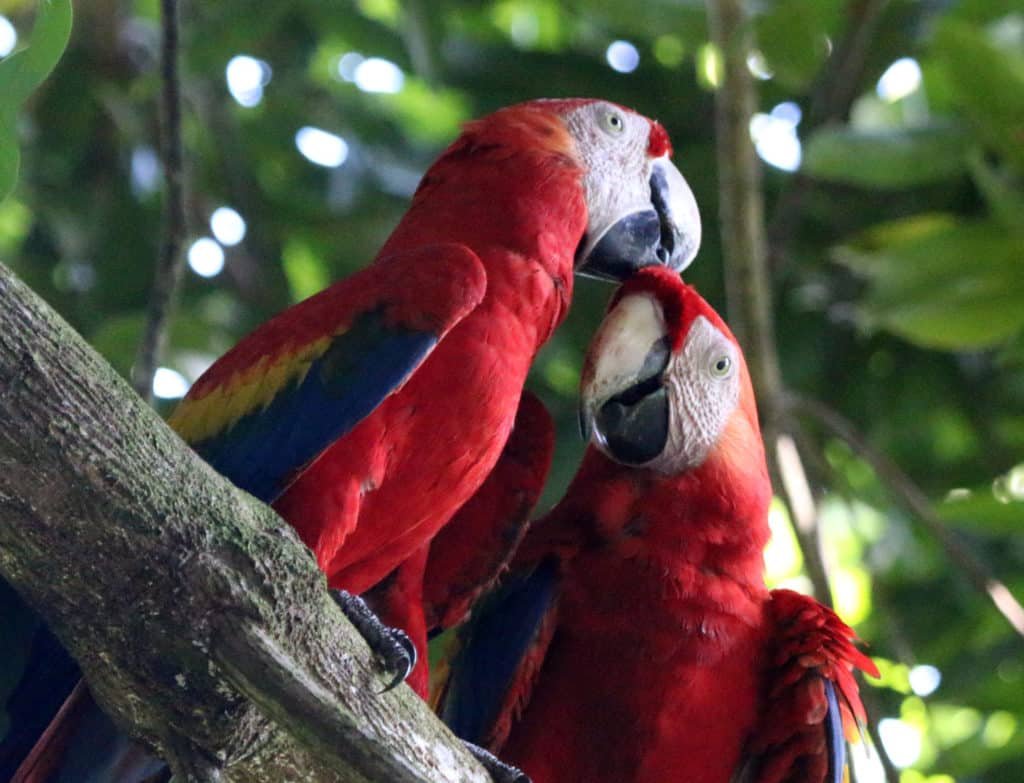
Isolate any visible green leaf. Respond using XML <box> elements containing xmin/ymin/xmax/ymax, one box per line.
<box><xmin>803</xmin><ymin>125</ymin><xmax>970</xmax><ymax>189</ymax></box>
<box><xmin>930</xmin><ymin>19</ymin><xmax>1024</xmax><ymax>173</ymax></box>
<box><xmin>967</xmin><ymin>149</ymin><xmax>1024</xmax><ymax>236</ymax></box>
<box><xmin>0</xmin><ymin>0</ymin><xmax>73</xmax><ymax>202</ymax></box>
<box><xmin>837</xmin><ymin>219</ymin><xmax>1024</xmax><ymax>350</ymax></box>
<box><xmin>872</xmin><ymin>290</ymin><xmax>1024</xmax><ymax>351</ymax></box>
<box><xmin>753</xmin><ymin>0</ymin><xmax>840</xmax><ymax>90</ymax></box>
<box><xmin>939</xmin><ymin>487</ymin><xmax>1024</xmax><ymax>535</ymax></box>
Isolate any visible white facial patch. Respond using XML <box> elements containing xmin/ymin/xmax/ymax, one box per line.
<box><xmin>564</xmin><ymin>102</ymin><xmax>654</xmax><ymax>258</ymax></box>
<box><xmin>654</xmin><ymin>316</ymin><xmax>741</xmax><ymax>474</ymax></box>
<box><xmin>584</xmin><ymin>292</ymin><xmax>666</xmax><ymax>399</ymax></box>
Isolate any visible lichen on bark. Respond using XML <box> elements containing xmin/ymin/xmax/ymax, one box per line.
<box><xmin>0</xmin><ymin>261</ymin><xmax>489</xmax><ymax>783</ymax></box>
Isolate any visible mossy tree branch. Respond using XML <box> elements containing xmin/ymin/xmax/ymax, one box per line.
<box><xmin>0</xmin><ymin>261</ymin><xmax>489</xmax><ymax>783</ymax></box>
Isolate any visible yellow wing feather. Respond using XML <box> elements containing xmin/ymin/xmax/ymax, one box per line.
<box><xmin>168</xmin><ymin>333</ymin><xmax>335</xmax><ymax>444</ymax></box>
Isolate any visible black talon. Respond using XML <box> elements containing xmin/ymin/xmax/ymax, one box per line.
<box><xmin>331</xmin><ymin>590</ymin><xmax>417</xmax><ymax>692</ymax></box>
<box><xmin>463</xmin><ymin>741</ymin><xmax>531</xmax><ymax>783</ymax></box>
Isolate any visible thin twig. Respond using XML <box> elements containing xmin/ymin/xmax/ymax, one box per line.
<box><xmin>704</xmin><ymin>0</ymin><xmax>833</xmax><ymax>604</ymax></box>
<box><xmin>773</xmin><ymin>433</ymin><xmax>834</xmax><ymax>605</ymax></box>
<box><xmin>787</xmin><ymin>393</ymin><xmax>1024</xmax><ymax>641</ymax></box>
<box><xmin>132</xmin><ymin>0</ymin><xmax>187</xmax><ymax>402</ymax></box>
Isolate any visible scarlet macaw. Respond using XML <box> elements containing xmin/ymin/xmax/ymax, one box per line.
<box><xmin>439</xmin><ymin>267</ymin><xmax>878</xmax><ymax>783</ymax></box>
<box><xmin>2</xmin><ymin>99</ymin><xmax>701</xmax><ymax>781</ymax></box>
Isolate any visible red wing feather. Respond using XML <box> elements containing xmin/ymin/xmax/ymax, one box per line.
<box><xmin>742</xmin><ymin>589</ymin><xmax>879</xmax><ymax>783</ymax></box>
<box><xmin>423</xmin><ymin>390</ymin><xmax>554</xmax><ymax>631</ymax></box>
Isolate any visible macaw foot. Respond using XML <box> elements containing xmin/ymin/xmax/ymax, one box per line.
<box><xmin>462</xmin><ymin>741</ymin><xmax>531</xmax><ymax>783</ymax></box>
<box><xmin>331</xmin><ymin>590</ymin><xmax>417</xmax><ymax>692</ymax></box>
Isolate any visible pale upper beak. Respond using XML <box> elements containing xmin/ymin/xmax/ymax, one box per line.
<box><xmin>579</xmin><ymin>293</ymin><xmax>673</xmax><ymax>466</ymax></box>
<box><xmin>576</xmin><ymin>156</ymin><xmax>701</xmax><ymax>283</ymax></box>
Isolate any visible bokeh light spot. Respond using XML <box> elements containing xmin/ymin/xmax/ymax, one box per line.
<box><xmin>748</xmin><ymin>102</ymin><xmax>803</xmax><ymax>172</ymax></box>
<box><xmin>295</xmin><ymin>127</ymin><xmax>349</xmax><ymax>168</ymax></box>
<box><xmin>0</xmin><ymin>16</ymin><xmax>17</xmax><ymax>58</ymax></box>
<box><xmin>878</xmin><ymin>718</ymin><xmax>922</xmax><ymax>768</ymax></box>
<box><xmin>908</xmin><ymin>664</ymin><xmax>942</xmax><ymax>697</ymax></box>
<box><xmin>353</xmin><ymin>57</ymin><xmax>404</xmax><ymax>93</ymax></box>
<box><xmin>876</xmin><ymin>57</ymin><xmax>922</xmax><ymax>103</ymax></box>
<box><xmin>210</xmin><ymin>206</ymin><xmax>246</xmax><ymax>246</ymax></box>
<box><xmin>606</xmin><ymin>40</ymin><xmax>640</xmax><ymax>73</ymax></box>
<box><xmin>336</xmin><ymin>52</ymin><xmax>364</xmax><ymax>82</ymax></box>
<box><xmin>226</xmin><ymin>55</ymin><xmax>272</xmax><ymax>107</ymax></box>
<box><xmin>188</xmin><ymin>237</ymin><xmax>225</xmax><ymax>278</ymax></box>
<box><xmin>131</xmin><ymin>146</ymin><xmax>160</xmax><ymax>195</ymax></box>
<box><xmin>153</xmin><ymin>367</ymin><xmax>189</xmax><ymax>399</ymax></box>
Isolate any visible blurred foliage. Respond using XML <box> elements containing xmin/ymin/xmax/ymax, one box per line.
<box><xmin>1</xmin><ymin>0</ymin><xmax>1023</xmax><ymax>780</ymax></box>
<box><xmin>0</xmin><ymin>0</ymin><xmax>71</xmax><ymax>200</ymax></box>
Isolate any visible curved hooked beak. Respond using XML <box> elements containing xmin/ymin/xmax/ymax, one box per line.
<box><xmin>579</xmin><ymin>293</ymin><xmax>673</xmax><ymax>466</ymax></box>
<box><xmin>576</xmin><ymin>157</ymin><xmax>701</xmax><ymax>283</ymax></box>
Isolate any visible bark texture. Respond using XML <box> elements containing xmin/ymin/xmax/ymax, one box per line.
<box><xmin>0</xmin><ymin>261</ymin><xmax>488</xmax><ymax>783</ymax></box>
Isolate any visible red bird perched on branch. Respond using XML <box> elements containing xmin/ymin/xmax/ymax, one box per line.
<box><xmin>166</xmin><ymin>99</ymin><xmax>700</xmax><ymax>696</ymax></box>
<box><xmin>4</xmin><ymin>100</ymin><xmax>701</xmax><ymax>783</ymax></box>
<box><xmin>438</xmin><ymin>267</ymin><xmax>878</xmax><ymax>783</ymax></box>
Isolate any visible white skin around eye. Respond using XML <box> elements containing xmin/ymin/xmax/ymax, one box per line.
<box><xmin>651</xmin><ymin>315</ymin><xmax>741</xmax><ymax>474</ymax></box>
<box><xmin>565</xmin><ymin>102</ymin><xmax>654</xmax><ymax>258</ymax></box>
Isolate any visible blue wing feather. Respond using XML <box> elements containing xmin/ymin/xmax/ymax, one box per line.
<box><xmin>824</xmin><ymin>679</ymin><xmax>845</xmax><ymax>783</ymax></box>
<box><xmin>441</xmin><ymin>559</ymin><xmax>559</xmax><ymax>747</ymax></box>
<box><xmin>191</xmin><ymin>315</ymin><xmax>437</xmax><ymax>503</ymax></box>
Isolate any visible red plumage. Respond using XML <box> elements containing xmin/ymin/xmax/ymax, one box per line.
<box><xmin>170</xmin><ymin>100</ymin><xmax>697</xmax><ymax>696</ymax></box>
<box><xmin>440</xmin><ymin>268</ymin><xmax>876</xmax><ymax>780</ymax></box>
<box><xmin>272</xmin><ymin>107</ymin><xmax>583</xmax><ymax>695</ymax></box>
<box><xmin>422</xmin><ymin>390</ymin><xmax>555</xmax><ymax>631</ymax></box>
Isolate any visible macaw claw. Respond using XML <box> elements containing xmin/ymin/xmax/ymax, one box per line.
<box><xmin>462</xmin><ymin>741</ymin><xmax>531</xmax><ymax>783</ymax></box>
<box><xmin>331</xmin><ymin>589</ymin><xmax>417</xmax><ymax>692</ymax></box>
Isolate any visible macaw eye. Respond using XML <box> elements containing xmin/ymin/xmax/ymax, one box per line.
<box><xmin>710</xmin><ymin>355</ymin><xmax>732</xmax><ymax>378</ymax></box>
<box><xmin>602</xmin><ymin>110</ymin><xmax>626</xmax><ymax>136</ymax></box>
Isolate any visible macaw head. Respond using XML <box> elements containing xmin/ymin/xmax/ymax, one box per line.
<box><xmin>460</xmin><ymin>98</ymin><xmax>701</xmax><ymax>281</ymax></box>
<box><xmin>579</xmin><ymin>266</ymin><xmax>762</xmax><ymax>475</ymax></box>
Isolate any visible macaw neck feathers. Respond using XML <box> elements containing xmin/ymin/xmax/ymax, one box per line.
<box><xmin>386</xmin><ymin>135</ymin><xmax>586</xmax><ymax>275</ymax></box>
<box><xmin>529</xmin><ymin>448</ymin><xmax>773</xmax><ymax>621</ymax></box>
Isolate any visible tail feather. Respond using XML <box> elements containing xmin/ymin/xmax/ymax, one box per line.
<box><xmin>742</xmin><ymin>589</ymin><xmax>878</xmax><ymax>783</ymax></box>
<box><xmin>10</xmin><ymin>680</ymin><xmax>90</xmax><ymax>783</ymax></box>
<box><xmin>12</xmin><ymin>679</ymin><xmax>166</xmax><ymax>783</ymax></box>
<box><xmin>0</xmin><ymin>625</ymin><xmax>80</xmax><ymax>781</ymax></box>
